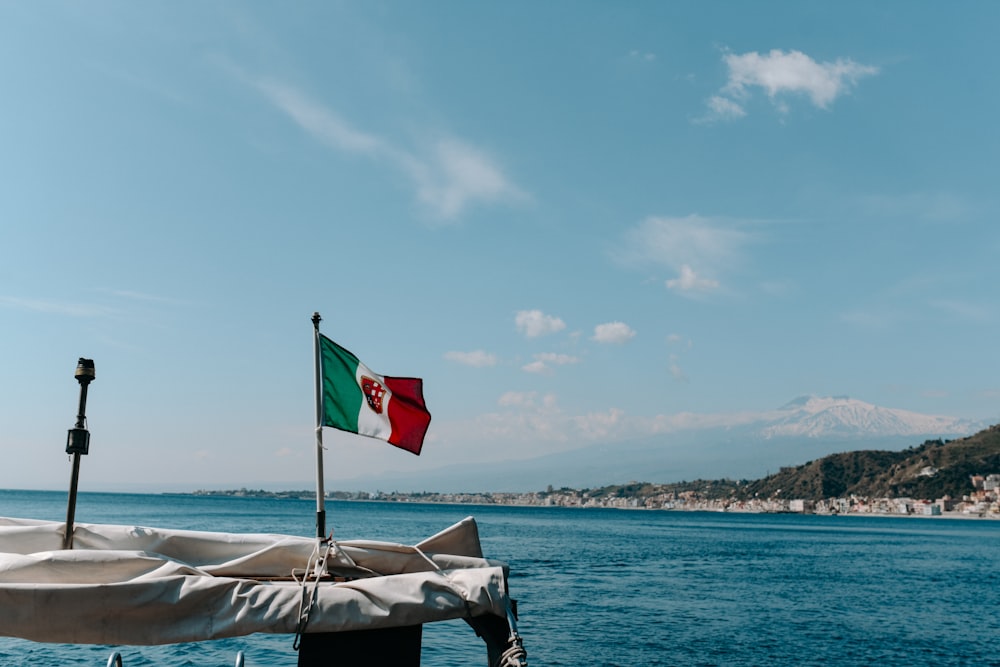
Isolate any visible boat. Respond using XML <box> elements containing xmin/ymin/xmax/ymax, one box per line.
<box><xmin>0</xmin><ymin>513</ymin><xmax>527</xmax><ymax>666</ymax></box>
<box><xmin>0</xmin><ymin>338</ymin><xmax>528</xmax><ymax>665</ymax></box>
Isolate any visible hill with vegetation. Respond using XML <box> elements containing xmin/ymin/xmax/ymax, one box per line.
<box><xmin>734</xmin><ymin>424</ymin><xmax>1000</xmax><ymax>500</ymax></box>
<box><xmin>568</xmin><ymin>424</ymin><xmax>1000</xmax><ymax>504</ymax></box>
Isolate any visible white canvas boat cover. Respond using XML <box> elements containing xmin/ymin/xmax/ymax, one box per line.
<box><xmin>0</xmin><ymin>516</ymin><xmax>511</xmax><ymax>645</ymax></box>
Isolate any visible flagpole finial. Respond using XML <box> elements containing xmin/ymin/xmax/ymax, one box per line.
<box><xmin>312</xmin><ymin>312</ymin><xmax>322</xmax><ymax>329</ymax></box>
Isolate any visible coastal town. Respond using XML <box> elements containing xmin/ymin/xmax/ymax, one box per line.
<box><xmin>194</xmin><ymin>473</ymin><xmax>1000</xmax><ymax>518</ymax></box>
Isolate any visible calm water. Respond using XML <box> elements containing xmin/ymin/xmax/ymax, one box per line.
<box><xmin>1</xmin><ymin>489</ymin><xmax>998</xmax><ymax>666</ymax></box>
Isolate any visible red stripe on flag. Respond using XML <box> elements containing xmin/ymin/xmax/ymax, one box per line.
<box><xmin>383</xmin><ymin>376</ymin><xmax>431</xmax><ymax>455</ymax></box>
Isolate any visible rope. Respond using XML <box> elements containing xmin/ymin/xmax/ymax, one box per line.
<box><xmin>498</xmin><ymin>636</ymin><xmax>528</xmax><ymax>667</ymax></box>
<box><xmin>290</xmin><ymin>537</ymin><xmax>528</xmax><ymax>667</ymax></box>
<box><xmin>292</xmin><ymin>538</ymin><xmax>335</xmax><ymax>650</ymax></box>
<box><xmin>499</xmin><ymin>596</ymin><xmax>528</xmax><ymax>667</ymax></box>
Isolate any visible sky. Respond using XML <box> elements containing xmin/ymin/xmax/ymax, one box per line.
<box><xmin>2</xmin><ymin>2</ymin><xmax>998</xmax><ymax>493</ymax></box>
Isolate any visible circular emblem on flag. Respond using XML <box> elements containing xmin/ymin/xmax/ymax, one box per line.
<box><xmin>361</xmin><ymin>375</ymin><xmax>386</xmax><ymax>414</ymax></box>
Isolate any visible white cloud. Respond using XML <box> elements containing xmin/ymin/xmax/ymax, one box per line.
<box><xmin>498</xmin><ymin>391</ymin><xmax>538</xmax><ymax>407</ymax></box>
<box><xmin>704</xmin><ymin>49</ymin><xmax>877</xmax><ymax>121</ymax></box>
<box><xmin>667</xmin><ymin>334</ymin><xmax>694</xmax><ymax>349</ymax></box>
<box><xmin>515</xmin><ymin>309</ymin><xmax>566</xmax><ymax>338</ymax></box>
<box><xmin>668</xmin><ymin>354</ymin><xmax>689</xmax><ymax>383</ymax></box>
<box><xmin>705</xmin><ymin>95</ymin><xmax>746</xmax><ymax>121</ymax></box>
<box><xmin>444</xmin><ymin>350</ymin><xmax>498</xmax><ymax>367</ymax></box>
<box><xmin>522</xmin><ymin>352</ymin><xmax>579</xmax><ymax>374</ymax></box>
<box><xmin>617</xmin><ymin>215</ymin><xmax>747</xmax><ymax>294</ymax></box>
<box><xmin>252</xmin><ymin>79</ymin><xmax>523</xmax><ymax>220</ymax></box>
<box><xmin>630</xmin><ymin>49</ymin><xmax>656</xmax><ymax>62</ymax></box>
<box><xmin>593</xmin><ymin>321</ymin><xmax>636</xmax><ymax>344</ymax></box>
<box><xmin>725</xmin><ymin>49</ymin><xmax>878</xmax><ymax>107</ymax></box>
<box><xmin>571</xmin><ymin>408</ymin><xmax>625</xmax><ymax>439</ymax></box>
<box><xmin>497</xmin><ymin>392</ymin><xmax>559</xmax><ymax>411</ymax></box>
<box><xmin>535</xmin><ymin>352</ymin><xmax>579</xmax><ymax>365</ymax></box>
<box><xmin>619</xmin><ymin>215</ymin><xmax>747</xmax><ymax>270</ymax></box>
<box><xmin>255</xmin><ymin>79</ymin><xmax>384</xmax><ymax>154</ymax></box>
<box><xmin>666</xmin><ymin>265</ymin><xmax>720</xmax><ymax>293</ymax></box>
<box><xmin>408</xmin><ymin>139</ymin><xmax>526</xmax><ymax>220</ymax></box>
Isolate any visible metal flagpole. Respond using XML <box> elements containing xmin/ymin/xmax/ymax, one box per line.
<box><xmin>63</xmin><ymin>358</ymin><xmax>95</xmax><ymax>550</ymax></box>
<box><xmin>312</xmin><ymin>312</ymin><xmax>326</xmax><ymax>541</ymax></box>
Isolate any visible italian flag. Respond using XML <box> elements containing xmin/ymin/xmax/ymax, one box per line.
<box><xmin>318</xmin><ymin>334</ymin><xmax>431</xmax><ymax>455</ymax></box>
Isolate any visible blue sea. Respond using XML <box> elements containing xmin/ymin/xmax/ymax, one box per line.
<box><xmin>1</xmin><ymin>489</ymin><xmax>998</xmax><ymax>666</ymax></box>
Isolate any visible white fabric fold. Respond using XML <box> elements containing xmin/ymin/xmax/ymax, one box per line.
<box><xmin>0</xmin><ymin>516</ymin><xmax>510</xmax><ymax>645</ymax></box>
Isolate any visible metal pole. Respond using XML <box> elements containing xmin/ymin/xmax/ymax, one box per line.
<box><xmin>64</xmin><ymin>358</ymin><xmax>95</xmax><ymax>550</ymax></box>
<box><xmin>64</xmin><ymin>453</ymin><xmax>82</xmax><ymax>549</ymax></box>
<box><xmin>312</xmin><ymin>313</ymin><xmax>326</xmax><ymax>540</ymax></box>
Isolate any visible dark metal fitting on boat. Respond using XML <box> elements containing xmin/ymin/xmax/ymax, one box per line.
<box><xmin>75</xmin><ymin>358</ymin><xmax>96</xmax><ymax>384</ymax></box>
<box><xmin>66</xmin><ymin>428</ymin><xmax>90</xmax><ymax>455</ymax></box>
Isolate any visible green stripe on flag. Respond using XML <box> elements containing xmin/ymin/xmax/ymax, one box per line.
<box><xmin>319</xmin><ymin>334</ymin><xmax>363</xmax><ymax>433</ymax></box>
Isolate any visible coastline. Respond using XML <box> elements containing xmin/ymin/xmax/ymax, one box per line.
<box><xmin>183</xmin><ymin>489</ymin><xmax>1000</xmax><ymax>520</ymax></box>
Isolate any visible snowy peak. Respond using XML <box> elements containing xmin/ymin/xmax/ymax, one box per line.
<box><xmin>760</xmin><ymin>395</ymin><xmax>974</xmax><ymax>439</ymax></box>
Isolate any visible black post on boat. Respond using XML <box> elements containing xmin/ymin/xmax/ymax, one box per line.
<box><xmin>63</xmin><ymin>357</ymin><xmax>95</xmax><ymax>550</ymax></box>
<box><xmin>312</xmin><ymin>312</ymin><xmax>326</xmax><ymax>541</ymax></box>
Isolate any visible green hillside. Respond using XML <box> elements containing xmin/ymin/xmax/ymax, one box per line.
<box><xmin>571</xmin><ymin>424</ymin><xmax>1000</xmax><ymax>504</ymax></box>
<box><xmin>737</xmin><ymin>424</ymin><xmax>1000</xmax><ymax>500</ymax></box>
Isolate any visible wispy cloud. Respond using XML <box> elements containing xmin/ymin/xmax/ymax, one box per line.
<box><xmin>571</xmin><ymin>408</ymin><xmax>625</xmax><ymax>439</ymax></box>
<box><xmin>536</xmin><ymin>352</ymin><xmax>579</xmax><ymax>365</ymax></box>
<box><xmin>668</xmin><ymin>353</ymin><xmax>689</xmax><ymax>383</ymax></box>
<box><xmin>515</xmin><ymin>309</ymin><xmax>566</xmax><ymax>338</ymax></box>
<box><xmin>441</xmin><ymin>392</ymin><xmax>823</xmax><ymax>460</ymax></box>
<box><xmin>522</xmin><ymin>352</ymin><xmax>579</xmax><ymax>375</ymax></box>
<box><xmin>704</xmin><ymin>95</ymin><xmax>746</xmax><ymax>121</ymax></box>
<box><xmin>702</xmin><ymin>49</ymin><xmax>878</xmax><ymax>122</ymax></box>
<box><xmin>521</xmin><ymin>361</ymin><xmax>548</xmax><ymax>374</ymax></box>
<box><xmin>665</xmin><ymin>265</ymin><xmax>719</xmax><ymax>294</ymax></box>
<box><xmin>255</xmin><ymin>79</ymin><xmax>383</xmax><ymax>154</ymax></box>
<box><xmin>410</xmin><ymin>139</ymin><xmax>525</xmax><ymax>220</ymax></box>
<box><xmin>929</xmin><ymin>299</ymin><xmax>994</xmax><ymax>322</ymax></box>
<box><xmin>615</xmin><ymin>215</ymin><xmax>750</xmax><ymax>296</ymax></box>
<box><xmin>252</xmin><ymin>78</ymin><xmax>525</xmax><ymax>220</ymax></box>
<box><xmin>593</xmin><ymin>321</ymin><xmax>636</xmax><ymax>344</ymax></box>
<box><xmin>444</xmin><ymin>350</ymin><xmax>498</xmax><ymax>367</ymax></box>
<box><xmin>498</xmin><ymin>391</ymin><xmax>544</xmax><ymax>408</ymax></box>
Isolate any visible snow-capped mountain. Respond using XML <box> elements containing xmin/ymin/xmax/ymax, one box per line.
<box><xmin>757</xmin><ymin>395</ymin><xmax>978</xmax><ymax>439</ymax></box>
